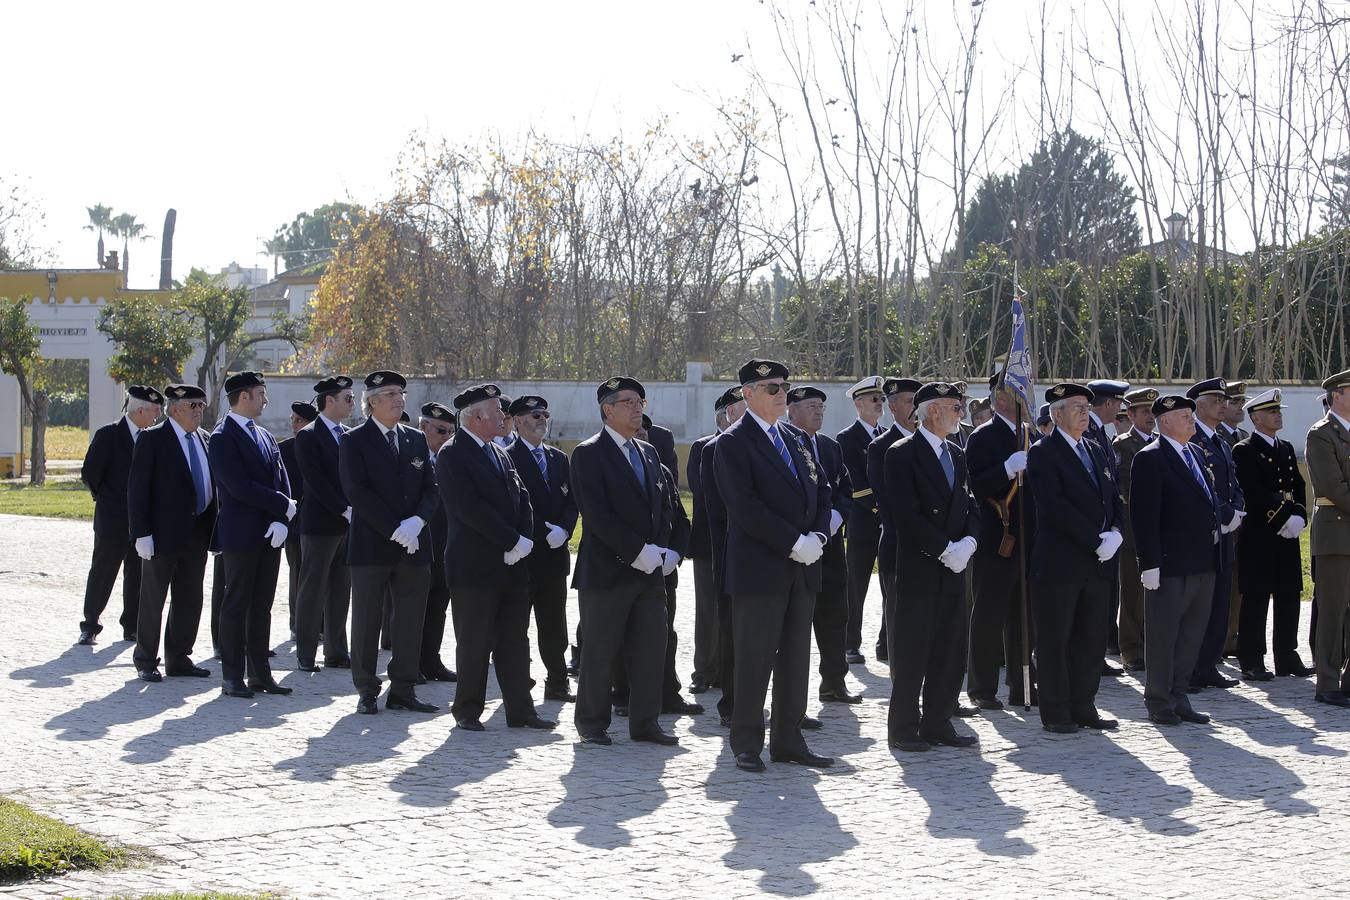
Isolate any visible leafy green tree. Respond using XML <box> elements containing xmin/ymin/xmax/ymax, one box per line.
<box><xmin>269</xmin><ymin>202</ymin><xmax>363</xmax><ymax>272</ymax></box>
<box><xmin>96</xmin><ymin>296</ymin><xmax>194</xmax><ymax>387</ymax></box>
<box><xmin>0</xmin><ymin>296</ymin><xmax>50</xmax><ymax>483</ymax></box>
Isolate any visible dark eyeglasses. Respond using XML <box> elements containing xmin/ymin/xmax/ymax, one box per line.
<box><xmin>426</xmin><ymin>424</ymin><xmax>452</xmax><ymax>435</ymax></box>
<box><xmin>184</xmin><ymin>401</ymin><xmax>206</xmax><ymax>410</ymax></box>
<box><xmin>760</xmin><ymin>382</ymin><xmax>791</xmax><ymax>396</ymax></box>
<box><xmin>528</xmin><ymin>411</ymin><xmax>551</xmax><ymax>421</ymax></box>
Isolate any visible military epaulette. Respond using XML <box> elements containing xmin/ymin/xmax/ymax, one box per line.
<box><xmin>851</xmin><ymin>487</ymin><xmax>874</xmax><ymax>499</ymax></box>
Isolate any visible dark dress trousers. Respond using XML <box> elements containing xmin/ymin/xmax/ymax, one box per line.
<box><xmin>80</xmin><ymin>418</ymin><xmax>142</xmax><ymax>637</ymax></box>
<box><xmin>838</xmin><ymin>419</ymin><xmax>886</xmax><ymax>653</ymax></box>
<box><xmin>570</xmin><ymin>430</ymin><xmax>673</xmax><ymax>739</ymax></box>
<box><xmin>439</xmin><ymin>430</ymin><xmax>541</xmax><ymax>723</ymax></box>
<box><xmin>339</xmin><ymin>419</ymin><xmax>438</xmax><ymax>701</ymax></box>
<box><xmin>800</xmin><ymin>428</ymin><xmax>851</xmax><ymax>688</ymax></box>
<box><xmin>1130</xmin><ymin>437</ymin><xmax>1221</xmax><ymax>716</ymax></box>
<box><xmin>883</xmin><ymin>431</ymin><xmax>979</xmax><ymax>741</ymax></box>
<box><xmin>1086</xmin><ymin>416</ymin><xmax>1124</xmax><ymax>648</ymax></box>
<box><xmin>1113</xmin><ymin>427</ymin><xmax>1152</xmax><ymax>667</ymax></box>
<box><xmin>965</xmin><ymin>414</ymin><xmax>1038</xmax><ymax>705</ymax></box>
<box><xmin>1025</xmin><ymin>430</ymin><xmax>1123</xmax><ymax>727</ymax></box>
<box><xmin>508</xmin><ymin>438</ymin><xmax>578</xmax><ymax>692</ymax></box>
<box><xmin>686</xmin><ymin>433</ymin><xmax>721</xmax><ymax>686</ymax></box>
<box><xmin>278</xmin><ymin>436</ymin><xmax>304</xmax><ymax>632</ymax></box>
<box><xmin>129</xmin><ymin>420</ymin><xmax>216</xmax><ymax>672</ymax></box>
<box><xmin>715</xmin><ymin>415</ymin><xmax>831</xmax><ymax>759</ymax></box>
<box><xmin>295</xmin><ymin>417</ymin><xmax>352</xmax><ymax>665</ymax></box>
<box><xmin>1233</xmin><ymin>433</ymin><xmax>1308</xmax><ymax>671</ymax></box>
<box><xmin>209</xmin><ymin>416</ymin><xmax>293</xmax><ymax>683</ymax></box>
<box><xmin>866</xmin><ymin>424</ymin><xmax>908</xmax><ymax>657</ymax></box>
<box><xmin>421</xmin><ymin>449</ymin><xmax>452</xmax><ymax>675</ymax></box>
<box><xmin>1189</xmin><ymin>424</ymin><xmax>1244</xmax><ymax>680</ymax></box>
<box><xmin>701</xmin><ymin>434</ymin><xmax>737</xmax><ymax>720</ymax></box>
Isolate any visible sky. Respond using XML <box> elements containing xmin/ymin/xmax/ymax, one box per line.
<box><xmin>6</xmin><ymin>0</ymin><xmax>1330</xmax><ymax>286</ymax></box>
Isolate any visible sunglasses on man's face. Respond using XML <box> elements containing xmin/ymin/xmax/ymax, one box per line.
<box><xmin>184</xmin><ymin>401</ymin><xmax>206</xmax><ymax>410</ymax></box>
<box><xmin>528</xmin><ymin>411</ymin><xmax>551</xmax><ymax>421</ymax></box>
<box><xmin>760</xmin><ymin>382</ymin><xmax>792</xmax><ymax>396</ymax></box>
<box><xmin>426</xmin><ymin>424</ymin><xmax>452</xmax><ymax>435</ymax></box>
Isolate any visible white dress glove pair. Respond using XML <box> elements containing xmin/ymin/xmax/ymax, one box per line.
<box><xmin>631</xmin><ymin>543</ymin><xmax>664</xmax><ymax>575</ymax></box>
<box><xmin>390</xmin><ymin>516</ymin><xmax>424</xmax><ymax>555</ymax></box>
<box><xmin>1277</xmin><ymin>515</ymin><xmax>1306</xmax><ymax>540</ymax></box>
<box><xmin>789</xmin><ymin>533</ymin><xmax>825</xmax><ymax>566</ymax></box>
<box><xmin>504</xmin><ymin>534</ymin><xmax>535</xmax><ymax>565</ymax></box>
<box><xmin>939</xmin><ymin>536</ymin><xmax>977</xmax><ymax>574</ymax></box>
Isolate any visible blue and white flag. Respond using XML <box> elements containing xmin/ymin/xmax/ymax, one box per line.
<box><xmin>1002</xmin><ymin>287</ymin><xmax>1033</xmax><ymax>409</ymax></box>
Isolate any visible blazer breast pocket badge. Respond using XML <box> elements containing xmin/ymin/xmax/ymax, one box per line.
<box><xmin>410</xmin><ymin>457</ymin><xmax>424</xmax><ymax>470</ymax></box>
<box><xmin>560</xmin><ymin>483</ymin><xmax>569</xmax><ymax>496</ymax></box>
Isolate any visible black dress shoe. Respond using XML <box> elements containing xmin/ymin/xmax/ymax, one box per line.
<box><xmin>267</xmin><ymin>649</ymin><xmax>277</xmax><ymax>658</ymax></box>
<box><xmin>1315</xmin><ymin>690</ymin><xmax>1350</xmax><ymax>707</ymax></box>
<box><xmin>1176</xmin><ymin>708</ymin><xmax>1211</xmax><ymax>724</ymax></box>
<box><xmin>1149</xmin><ymin>710</ymin><xmax>1182</xmax><ymax>726</ymax></box>
<box><xmin>578</xmin><ymin>731</ymin><xmax>612</xmax><ymax>745</ymax></box>
<box><xmin>875</xmin><ymin>643</ymin><xmax>889</xmax><ymax>662</ymax></box>
<box><xmin>735</xmin><ymin>752</ymin><xmax>766</xmax><ymax>772</ymax></box>
<box><xmin>1198</xmin><ymin>672</ymin><xmax>1239</xmax><ymax>688</ymax></box>
<box><xmin>1242</xmin><ymin>667</ymin><xmax>1275</xmax><ymax>682</ymax></box>
<box><xmin>136</xmin><ymin>668</ymin><xmax>163</xmax><ymax>683</ymax></box>
<box><xmin>423</xmin><ymin>665</ymin><xmax>457</xmax><ymax>682</ymax></box>
<box><xmin>889</xmin><ymin>737</ymin><xmax>930</xmax><ymax>752</ymax></box>
<box><xmin>771</xmin><ymin>748</ymin><xmax>834</xmax><ymax>766</ymax></box>
<box><xmin>925</xmin><ymin>732</ymin><xmax>978</xmax><ymax>748</ymax></box>
<box><xmin>508</xmin><ymin>715</ymin><xmax>556</xmax><ymax>730</ymax></box>
<box><xmin>121</xmin><ymin>631</ymin><xmax>136</xmax><ymax>642</ymax></box>
<box><xmin>324</xmin><ymin>656</ymin><xmax>352</xmax><ymax>669</ymax></box>
<box><xmin>819</xmin><ymin>684</ymin><xmax>863</xmax><ymax>704</ymax></box>
<box><xmin>971</xmin><ymin>696</ymin><xmax>1004</xmax><ymax>711</ymax></box>
<box><xmin>633</xmin><ymin>727</ymin><xmax>679</xmax><ymax>745</ymax></box>
<box><xmin>1124</xmin><ymin>661</ymin><xmax>1146</xmax><ymax>673</ymax></box>
<box><xmin>1043</xmin><ymin>721</ymin><xmax>1079</xmax><ymax>734</ymax></box>
<box><xmin>543</xmin><ymin>687</ymin><xmax>576</xmax><ymax>702</ymax></box>
<box><xmin>166</xmin><ymin>663</ymin><xmax>210</xmax><ymax>678</ymax></box>
<box><xmin>1074</xmin><ymin>715</ymin><xmax>1119</xmax><ymax>730</ymax></box>
<box><xmin>1186</xmin><ymin>682</ymin><xmax>1204</xmax><ymax>694</ymax></box>
<box><xmin>296</xmin><ymin>661</ymin><xmax>321</xmax><ymax>673</ymax></box>
<box><xmin>613</xmin><ymin>704</ymin><xmax>630</xmax><ymax>718</ymax></box>
<box><xmin>77</xmin><ymin>629</ymin><xmax>96</xmax><ymax>646</ymax></box>
<box><xmin>1277</xmin><ymin>662</ymin><xmax>1316</xmax><ymax>678</ymax></box>
<box><xmin>1101</xmin><ymin>661</ymin><xmax>1123</xmax><ymax>677</ymax></box>
<box><xmin>719</xmin><ymin>715</ymin><xmax>733</xmax><ymax>727</ymax></box>
<box><xmin>246</xmin><ymin>679</ymin><xmax>293</xmax><ymax>695</ymax></box>
<box><xmin>953</xmin><ymin>704</ymin><xmax>980</xmax><ymax>718</ymax></box>
<box><xmin>221</xmin><ymin>679</ymin><xmax>255</xmax><ymax>699</ymax></box>
<box><xmin>845</xmin><ymin>649</ymin><xmax>865</xmax><ymax>665</ymax></box>
<box><xmin>663</xmin><ymin>698</ymin><xmax>705</xmax><ymax>715</ymax></box>
<box><xmin>387</xmin><ymin>693</ymin><xmax>438</xmax><ymax>713</ymax></box>
<box><xmin>416</xmin><ymin>674</ymin><xmax>427</xmax><ymax>685</ymax></box>
<box><xmin>689</xmin><ymin>677</ymin><xmax>710</xmax><ymax>695</ymax></box>
<box><xmin>801</xmin><ymin>715</ymin><xmax>823</xmax><ymax>730</ymax></box>
<box><xmin>357</xmin><ymin>697</ymin><xmax>379</xmax><ymax>715</ymax></box>
<box><xmin>456</xmin><ymin>718</ymin><xmax>485</xmax><ymax>731</ymax></box>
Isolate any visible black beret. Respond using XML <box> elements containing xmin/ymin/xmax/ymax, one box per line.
<box><xmin>127</xmin><ymin>384</ymin><xmax>163</xmax><ymax>405</ymax></box>
<box><xmin>597</xmin><ymin>376</ymin><xmax>645</xmax><ymax>403</ymax></box>
<box><xmin>714</xmin><ymin>386</ymin><xmax>744</xmax><ymax>411</ymax></box>
<box><xmin>641</xmin><ymin>414</ymin><xmax>653</xmax><ymax>430</ymax></box>
<box><xmin>399</xmin><ymin>411</ymin><xmax>410</xmax><ymax>423</ymax></box>
<box><xmin>1036</xmin><ymin>403</ymin><xmax>1051</xmax><ymax>422</ymax></box>
<box><xmin>987</xmin><ymin>372</ymin><xmax>1003</xmax><ymax>391</ymax></box>
<box><xmin>1046</xmin><ymin>382</ymin><xmax>1094</xmax><ymax>403</ymax></box>
<box><xmin>290</xmin><ymin>401</ymin><xmax>319</xmax><ymax>422</ymax></box>
<box><xmin>1186</xmin><ymin>377</ymin><xmax>1228</xmax><ymax>400</ymax></box>
<box><xmin>508</xmin><ymin>395</ymin><xmax>548</xmax><ymax>416</ymax></box>
<box><xmin>913</xmin><ymin>381</ymin><xmax>962</xmax><ymax>404</ymax></box>
<box><xmin>420</xmin><ymin>401</ymin><xmax>455</xmax><ymax>424</ymax></box>
<box><xmin>313</xmin><ymin>375</ymin><xmax>353</xmax><ymax>395</ymax></box>
<box><xmin>1086</xmin><ymin>379</ymin><xmax>1129</xmax><ymax>399</ymax></box>
<box><xmin>223</xmin><ymin>371</ymin><xmax>265</xmax><ymax>393</ymax></box>
<box><xmin>1152</xmin><ymin>394</ymin><xmax>1196</xmax><ymax>417</ymax></box>
<box><xmin>952</xmin><ymin>381</ymin><xmax>969</xmax><ymax>397</ymax></box>
<box><xmin>498</xmin><ymin>396</ymin><xmax>512</xmax><ymax>413</ymax></box>
<box><xmin>453</xmin><ymin>383</ymin><xmax>503</xmax><ymax>411</ymax></box>
<box><xmin>787</xmin><ymin>385</ymin><xmax>827</xmax><ymax>404</ymax></box>
<box><xmin>364</xmin><ymin>370</ymin><xmax>407</xmax><ymax>390</ymax></box>
<box><xmin>738</xmin><ymin>358</ymin><xmax>789</xmax><ymax>385</ymax></box>
<box><xmin>884</xmin><ymin>377</ymin><xmax>922</xmax><ymax>396</ymax></box>
<box><xmin>164</xmin><ymin>383</ymin><xmax>206</xmax><ymax>401</ymax></box>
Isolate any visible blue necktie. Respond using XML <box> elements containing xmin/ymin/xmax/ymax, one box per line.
<box><xmin>938</xmin><ymin>442</ymin><xmax>955</xmax><ymax>489</ymax></box>
<box><xmin>333</xmin><ymin>424</ymin><xmax>343</xmax><ymax>442</ymax></box>
<box><xmin>245</xmin><ymin>419</ymin><xmax>270</xmax><ymax>459</ymax></box>
<box><xmin>484</xmin><ymin>441</ymin><xmax>502</xmax><ymax>475</ymax></box>
<box><xmin>386</xmin><ymin>428</ymin><xmax>398</xmax><ymax>459</ymax></box>
<box><xmin>626</xmin><ymin>440</ymin><xmax>645</xmax><ymax>483</ymax></box>
<box><xmin>1184</xmin><ymin>445</ymin><xmax>1212</xmax><ymax>498</ymax></box>
<box><xmin>533</xmin><ymin>446</ymin><xmax>547</xmax><ymax>477</ymax></box>
<box><xmin>768</xmin><ymin>425</ymin><xmax>798</xmax><ymax>477</ymax></box>
<box><xmin>1076</xmin><ymin>441</ymin><xmax>1100</xmax><ymax>488</ymax></box>
<box><xmin>187</xmin><ymin>432</ymin><xmax>208</xmax><ymax>514</ymax></box>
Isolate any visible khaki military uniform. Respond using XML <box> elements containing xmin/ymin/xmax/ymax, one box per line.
<box><xmin>1306</xmin><ymin>413</ymin><xmax>1350</xmax><ymax>693</ymax></box>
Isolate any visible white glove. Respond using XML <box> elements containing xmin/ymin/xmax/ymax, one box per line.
<box><xmin>403</xmin><ymin>533</ymin><xmax>419</xmax><ymax>555</ymax></box>
<box><xmin>285</xmin><ymin>498</ymin><xmax>298</xmax><ymax>521</ymax></box>
<box><xmin>1278</xmin><ymin>515</ymin><xmax>1306</xmax><ymax>539</ymax></box>
<box><xmin>510</xmin><ymin>535</ymin><xmax>534</xmax><ymax>561</ymax></box>
<box><xmin>1096</xmin><ymin>530</ymin><xmax>1123</xmax><ymax>562</ymax></box>
<box><xmin>1003</xmin><ymin>450</ymin><xmax>1028</xmax><ymax>479</ymax></box>
<box><xmin>828</xmin><ymin>508</ymin><xmax>844</xmax><ymax>536</ymax></box>
<box><xmin>631</xmin><ymin>543</ymin><xmax>664</xmax><ymax>574</ymax></box>
<box><xmin>135</xmin><ymin>535</ymin><xmax>155</xmax><ymax>560</ymax></box>
<box><xmin>661</xmin><ymin>549</ymin><xmax>680</xmax><ymax>576</ymax></box>
<box><xmin>504</xmin><ymin>547</ymin><xmax>523</xmax><ymax>565</ymax></box>
<box><xmin>264</xmin><ymin>521</ymin><xmax>288</xmax><ymax>548</ymax></box>
<box><xmin>342</xmin><ymin>506</ymin><xmax>352</xmax><ymax>523</ymax></box>
<box><xmin>391</xmin><ymin>516</ymin><xmax>424</xmax><ymax>548</ymax></box>
<box><xmin>545</xmin><ymin>522</ymin><xmax>568</xmax><ymax>549</ymax></box>
<box><xmin>789</xmin><ymin>533</ymin><xmax>824</xmax><ymax>565</ymax></box>
<box><xmin>1141</xmin><ymin>567</ymin><xmax>1161</xmax><ymax>591</ymax></box>
<box><xmin>1222</xmin><ymin>510</ymin><xmax>1246</xmax><ymax>534</ymax></box>
<box><xmin>940</xmin><ymin>536</ymin><xmax>977</xmax><ymax>573</ymax></box>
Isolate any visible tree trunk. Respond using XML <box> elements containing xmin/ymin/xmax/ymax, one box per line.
<box><xmin>160</xmin><ymin>209</ymin><xmax>177</xmax><ymax>290</ymax></box>
<box><xmin>29</xmin><ymin>389</ymin><xmax>48</xmax><ymax>486</ymax></box>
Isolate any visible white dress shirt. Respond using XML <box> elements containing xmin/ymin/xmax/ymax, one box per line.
<box><xmin>168</xmin><ymin>417</ymin><xmax>212</xmax><ymax>507</ymax></box>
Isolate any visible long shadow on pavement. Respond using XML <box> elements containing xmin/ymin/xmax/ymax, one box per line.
<box><xmin>45</xmin><ymin>675</ymin><xmax>212</xmax><ymax>741</ymax></box>
<box><xmin>894</xmin><ymin>743</ymin><xmax>1034</xmax><ymax>857</ymax></box>
<box><xmin>1157</xmin><ymin>723</ymin><xmax>1319</xmax><ymax>816</ymax></box>
<box><xmin>12</xmin><ymin>640</ymin><xmax>133</xmax><ymax>689</ymax></box>
<box><xmin>547</xmin><ymin>739</ymin><xmax>685</xmax><ymax>849</ymax></box>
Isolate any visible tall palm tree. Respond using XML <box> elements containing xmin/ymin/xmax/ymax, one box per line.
<box><xmin>84</xmin><ymin>204</ymin><xmax>115</xmax><ymax>265</ymax></box>
<box><xmin>111</xmin><ymin>212</ymin><xmax>150</xmax><ymax>277</ymax></box>
<box><xmin>263</xmin><ymin>235</ymin><xmax>287</xmax><ymax>277</ymax></box>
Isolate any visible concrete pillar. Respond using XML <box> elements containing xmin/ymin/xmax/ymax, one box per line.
<box><xmin>684</xmin><ymin>361</ymin><xmax>707</xmax><ymax>443</ymax></box>
<box><xmin>0</xmin><ymin>372</ymin><xmax>21</xmax><ymax>477</ymax></box>
<box><xmin>87</xmin><ymin>343</ymin><xmax>121</xmax><ymax>429</ymax></box>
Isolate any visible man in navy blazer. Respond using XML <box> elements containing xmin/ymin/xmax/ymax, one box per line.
<box><xmin>129</xmin><ymin>383</ymin><xmax>216</xmax><ymax>682</ymax></box>
<box><xmin>1025</xmin><ymin>382</ymin><xmax>1125</xmax><ymax>734</ymax></box>
<box><xmin>294</xmin><ymin>375</ymin><xmax>355</xmax><ymax>671</ymax></box>
<box><xmin>837</xmin><ymin>375</ymin><xmax>888</xmax><ymax>664</ymax></box>
<box><xmin>78</xmin><ymin>384</ymin><xmax>162</xmax><ymax>645</ymax></box>
<box><xmin>715</xmin><ymin>359</ymin><xmax>833</xmax><ymax>772</ymax></box>
<box><xmin>882</xmin><ymin>382</ymin><xmax>981</xmax><ymax>751</ymax></box>
<box><xmin>278</xmin><ymin>400</ymin><xmax>317</xmax><ymax>638</ymax></box>
<box><xmin>339</xmin><ymin>371</ymin><xmax>440</xmax><ymax>715</ymax></box>
<box><xmin>437</xmin><ymin>384</ymin><xmax>553</xmax><ymax>731</ymax></box>
<box><xmin>570</xmin><ymin>376</ymin><xmax>678</xmax><ymax>746</ymax></box>
<box><xmin>416</xmin><ymin>401</ymin><xmax>457</xmax><ymax>683</ymax></box>
<box><xmin>506</xmin><ymin>395</ymin><xmax>578</xmax><ymax>701</ymax></box>
<box><xmin>1130</xmin><ymin>394</ymin><xmax>1223</xmax><ymax>725</ymax></box>
<box><xmin>866</xmin><ymin>376</ymin><xmax>921</xmax><ymax>665</ymax></box>
<box><xmin>209</xmin><ymin>372</ymin><xmax>297</xmax><ymax>698</ymax></box>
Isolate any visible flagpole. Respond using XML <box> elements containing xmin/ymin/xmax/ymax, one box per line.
<box><xmin>1011</xmin><ymin>261</ymin><xmax>1032</xmax><ymax>712</ymax></box>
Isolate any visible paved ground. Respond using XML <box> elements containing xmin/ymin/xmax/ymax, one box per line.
<box><xmin>2</xmin><ymin>512</ymin><xmax>1348</xmax><ymax>898</ymax></box>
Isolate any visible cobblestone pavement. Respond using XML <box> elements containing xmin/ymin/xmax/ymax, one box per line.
<box><xmin>1</xmin><ymin>512</ymin><xmax>1348</xmax><ymax>898</ymax></box>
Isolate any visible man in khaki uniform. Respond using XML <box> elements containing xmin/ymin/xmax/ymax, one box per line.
<box><xmin>1113</xmin><ymin>388</ymin><xmax>1158</xmax><ymax>672</ymax></box>
<box><xmin>1306</xmin><ymin>369</ymin><xmax>1350</xmax><ymax>706</ymax></box>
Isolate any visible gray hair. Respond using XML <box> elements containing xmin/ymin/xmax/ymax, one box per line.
<box><xmin>361</xmin><ymin>385</ymin><xmax>402</xmax><ymax>417</ymax></box>
<box><xmin>1050</xmin><ymin>398</ymin><xmax>1073</xmax><ymax>414</ymax></box>
<box><xmin>126</xmin><ymin>397</ymin><xmax>160</xmax><ymax>416</ymax></box>
<box><xmin>915</xmin><ymin>399</ymin><xmax>934</xmax><ymax>424</ymax></box>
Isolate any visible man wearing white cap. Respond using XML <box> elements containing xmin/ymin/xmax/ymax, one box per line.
<box><xmin>837</xmin><ymin>376</ymin><xmax>887</xmax><ymax>665</ymax></box>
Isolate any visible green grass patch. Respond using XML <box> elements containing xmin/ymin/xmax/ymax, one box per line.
<box><xmin>0</xmin><ymin>481</ymin><xmax>94</xmax><ymax>520</ymax></box>
<box><xmin>0</xmin><ymin>796</ymin><xmax>127</xmax><ymax>882</ymax></box>
<box><xmin>566</xmin><ymin>489</ymin><xmax>692</xmax><ymax>554</ymax></box>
